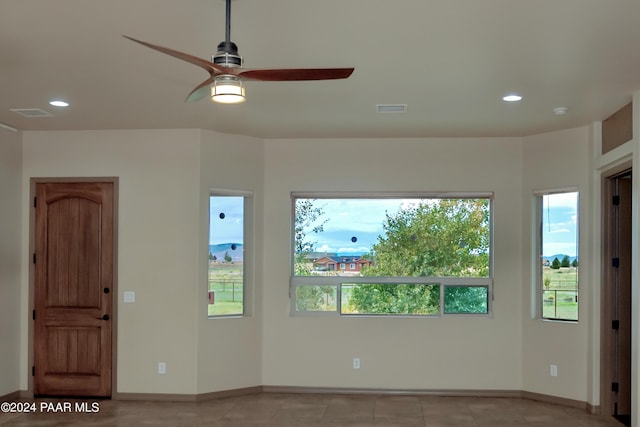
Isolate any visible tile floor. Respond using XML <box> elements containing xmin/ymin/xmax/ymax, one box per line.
<box><xmin>0</xmin><ymin>393</ymin><xmax>626</xmax><ymax>426</ymax></box>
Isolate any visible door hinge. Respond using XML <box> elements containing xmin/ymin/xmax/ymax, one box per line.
<box><xmin>32</xmin><ymin>253</ymin><xmax>36</xmax><ymax>264</ymax></box>
<box><xmin>612</xmin><ymin>257</ymin><xmax>620</xmax><ymax>268</ymax></box>
<box><xmin>32</xmin><ymin>310</ymin><xmax>35</xmax><ymax>320</ymax></box>
<box><xmin>612</xmin><ymin>195</ymin><xmax>620</xmax><ymax>206</ymax></box>
<box><xmin>33</xmin><ymin>196</ymin><xmax>37</xmax><ymax>208</ymax></box>
<box><xmin>32</xmin><ymin>366</ymin><xmax>35</xmax><ymax>377</ymax></box>
<box><xmin>612</xmin><ymin>320</ymin><xmax>619</xmax><ymax>330</ymax></box>
<box><xmin>612</xmin><ymin>382</ymin><xmax>619</xmax><ymax>392</ymax></box>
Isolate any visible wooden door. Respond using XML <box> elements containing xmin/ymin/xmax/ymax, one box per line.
<box><xmin>34</xmin><ymin>182</ymin><xmax>114</xmax><ymax>397</ymax></box>
<box><xmin>602</xmin><ymin>171</ymin><xmax>632</xmax><ymax>426</ymax></box>
<box><xmin>614</xmin><ymin>174</ymin><xmax>632</xmax><ymax>421</ymax></box>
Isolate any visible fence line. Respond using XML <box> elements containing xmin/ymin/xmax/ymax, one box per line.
<box><xmin>209</xmin><ymin>280</ymin><xmax>243</xmax><ymax>303</ymax></box>
<box><xmin>543</xmin><ymin>289</ymin><xmax>578</xmax><ymax>319</ymax></box>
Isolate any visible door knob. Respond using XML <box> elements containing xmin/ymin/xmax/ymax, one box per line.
<box><xmin>97</xmin><ymin>314</ymin><xmax>110</xmax><ymax>321</ymax></box>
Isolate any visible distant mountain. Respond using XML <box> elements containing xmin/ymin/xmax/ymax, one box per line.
<box><xmin>209</xmin><ymin>243</ymin><xmax>243</xmax><ymax>262</ymax></box>
<box><xmin>542</xmin><ymin>254</ymin><xmax>577</xmax><ymax>263</ymax></box>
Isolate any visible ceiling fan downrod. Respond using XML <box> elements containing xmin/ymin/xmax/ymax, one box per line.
<box><xmin>213</xmin><ymin>0</ymin><xmax>242</xmax><ymax>68</ymax></box>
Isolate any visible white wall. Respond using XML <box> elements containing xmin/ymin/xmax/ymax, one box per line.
<box><xmin>196</xmin><ymin>130</ymin><xmax>264</xmax><ymax>393</ymax></box>
<box><xmin>521</xmin><ymin>126</ymin><xmax>591</xmax><ymax>402</ymax></box>
<box><xmin>21</xmin><ymin>130</ymin><xmax>202</xmax><ymax>394</ymax></box>
<box><xmin>8</xmin><ymin>126</ymin><xmax>598</xmax><ymax>405</ymax></box>
<box><xmin>0</xmin><ymin>130</ymin><xmax>22</xmax><ymax>397</ymax></box>
<box><xmin>19</xmin><ymin>129</ymin><xmax>265</xmax><ymax>396</ymax></box>
<box><xmin>262</xmin><ymin>137</ymin><xmax>525</xmax><ymax>390</ymax></box>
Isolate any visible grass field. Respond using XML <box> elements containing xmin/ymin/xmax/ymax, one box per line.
<box><xmin>208</xmin><ymin>263</ymin><xmax>579</xmax><ymax>318</ymax></box>
<box><xmin>208</xmin><ymin>262</ymin><xmax>243</xmax><ymax>316</ymax></box>
<box><xmin>542</xmin><ymin>267</ymin><xmax>578</xmax><ymax>320</ymax></box>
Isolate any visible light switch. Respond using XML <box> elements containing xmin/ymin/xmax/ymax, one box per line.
<box><xmin>124</xmin><ymin>291</ymin><xmax>136</xmax><ymax>303</ymax></box>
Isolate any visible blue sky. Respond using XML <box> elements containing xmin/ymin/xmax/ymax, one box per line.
<box><xmin>541</xmin><ymin>192</ymin><xmax>578</xmax><ymax>257</ymax></box>
<box><xmin>302</xmin><ymin>196</ymin><xmax>578</xmax><ymax>258</ymax></box>
<box><xmin>209</xmin><ymin>196</ymin><xmax>243</xmax><ymax>245</ymax></box>
<box><xmin>210</xmin><ymin>194</ymin><xmax>578</xmax><ymax>258</ymax></box>
<box><xmin>305</xmin><ymin>199</ymin><xmax>420</xmax><ymax>254</ymax></box>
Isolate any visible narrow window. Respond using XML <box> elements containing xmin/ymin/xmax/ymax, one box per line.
<box><xmin>538</xmin><ymin>191</ymin><xmax>579</xmax><ymax>321</ymax></box>
<box><xmin>209</xmin><ymin>193</ymin><xmax>246</xmax><ymax>317</ymax></box>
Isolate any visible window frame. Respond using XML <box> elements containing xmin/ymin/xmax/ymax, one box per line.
<box><xmin>208</xmin><ymin>188</ymin><xmax>253</xmax><ymax>319</ymax></box>
<box><xmin>290</xmin><ymin>191</ymin><xmax>494</xmax><ymax>317</ymax></box>
<box><xmin>533</xmin><ymin>188</ymin><xmax>579</xmax><ymax>322</ymax></box>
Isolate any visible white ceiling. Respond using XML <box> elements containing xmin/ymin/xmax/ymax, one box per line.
<box><xmin>2</xmin><ymin>0</ymin><xmax>640</xmax><ymax>139</ymax></box>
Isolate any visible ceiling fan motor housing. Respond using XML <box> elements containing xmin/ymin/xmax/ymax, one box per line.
<box><xmin>213</xmin><ymin>41</ymin><xmax>243</xmax><ymax>68</ymax></box>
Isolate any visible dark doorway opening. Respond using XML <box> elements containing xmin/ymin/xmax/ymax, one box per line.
<box><xmin>601</xmin><ymin>170</ymin><xmax>632</xmax><ymax>426</ymax></box>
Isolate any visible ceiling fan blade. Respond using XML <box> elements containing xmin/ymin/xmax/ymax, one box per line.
<box><xmin>237</xmin><ymin>68</ymin><xmax>354</xmax><ymax>81</ymax></box>
<box><xmin>185</xmin><ymin>77</ymin><xmax>214</xmax><ymax>102</ymax></box>
<box><xmin>123</xmin><ymin>35</ymin><xmax>232</xmax><ymax>75</ymax></box>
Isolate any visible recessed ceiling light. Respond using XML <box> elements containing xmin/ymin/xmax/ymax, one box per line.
<box><xmin>502</xmin><ymin>94</ymin><xmax>522</xmax><ymax>102</ymax></box>
<box><xmin>49</xmin><ymin>100</ymin><xmax>69</xmax><ymax>107</ymax></box>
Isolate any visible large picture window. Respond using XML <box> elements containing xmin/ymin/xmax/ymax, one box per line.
<box><xmin>208</xmin><ymin>192</ymin><xmax>247</xmax><ymax>317</ymax></box>
<box><xmin>536</xmin><ymin>191</ymin><xmax>579</xmax><ymax>321</ymax></box>
<box><xmin>292</xmin><ymin>193</ymin><xmax>492</xmax><ymax>316</ymax></box>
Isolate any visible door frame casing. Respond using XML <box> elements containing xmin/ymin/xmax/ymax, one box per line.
<box><xmin>600</xmin><ymin>164</ymin><xmax>632</xmax><ymax>418</ymax></box>
<box><xmin>28</xmin><ymin>177</ymin><xmax>119</xmax><ymax>398</ymax></box>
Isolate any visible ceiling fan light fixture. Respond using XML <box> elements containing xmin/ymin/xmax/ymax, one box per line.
<box><xmin>213</xmin><ymin>41</ymin><xmax>243</xmax><ymax>68</ymax></box>
<box><xmin>123</xmin><ymin>0</ymin><xmax>353</xmax><ymax>105</ymax></box>
<box><xmin>211</xmin><ymin>75</ymin><xmax>246</xmax><ymax>104</ymax></box>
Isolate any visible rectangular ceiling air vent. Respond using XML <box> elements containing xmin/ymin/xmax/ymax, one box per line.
<box><xmin>376</xmin><ymin>104</ymin><xmax>407</xmax><ymax>113</ymax></box>
<box><xmin>10</xmin><ymin>108</ymin><xmax>53</xmax><ymax>118</ymax></box>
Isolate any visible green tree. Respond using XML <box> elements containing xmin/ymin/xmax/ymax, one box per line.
<box><xmin>294</xmin><ymin>199</ymin><xmax>328</xmax><ymax>275</ymax></box>
<box><xmin>551</xmin><ymin>257</ymin><xmax>561</xmax><ymax>269</ymax></box>
<box><xmin>444</xmin><ymin>287</ymin><xmax>488</xmax><ymax>313</ymax></box>
<box><xmin>209</xmin><ymin>252</ymin><xmax>214</xmax><ymax>261</ymax></box>
<box><xmin>349</xmin><ymin>199</ymin><xmax>490</xmax><ymax>314</ymax></box>
<box><xmin>571</xmin><ymin>258</ymin><xmax>578</xmax><ymax>268</ymax></box>
<box><xmin>294</xmin><ymin>199</ymin><xmax>328</xmax><ymax>255</ymax></box>
<box><xmin>561</xmin><ymin>255</ymin><xmax>571</xmax><ymax>268</ymax></box>
<box><xmin>224</xmin><ymin>251</ymin><xmax>232</xmax><ymax>263</ymax></box>
<box><xmin>296</xmin><ymin>286</ymin><xmax>325</xmax><ymax>311</ymax></box>
<box><xmin>361</xmin><ymin>199</ymin><xmax>489</xmax><ymax>277</ymax></box>
<box><xmin>348</xmin><ymin>283</ymin><xmax>440</xmax><ymax>315</ymax></box>
<box><xmin>293</xmin><ymin>199</ymin><xmax>334</xmax><ymax>309</ymax></box>
<box><xmin>295</xmin><ymin>285</ymin><xmax>336</xmax><ymax>311</ymax></box>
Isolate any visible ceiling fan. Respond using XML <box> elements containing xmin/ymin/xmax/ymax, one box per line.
<box><xmin>124</xmin><ymin>0</ymin><xmax>354</xmax><ymax>104</ymax></box>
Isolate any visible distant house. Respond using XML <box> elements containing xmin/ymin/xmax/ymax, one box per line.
<box><xmin>304</xmin><ymin>252</ymin><xmax>337</xmax><ymax>263</ymax></box>
<box><xmin>314</xmin><ymin>256</ymin><xmax>373</xmax><ymax>274</ymax></box>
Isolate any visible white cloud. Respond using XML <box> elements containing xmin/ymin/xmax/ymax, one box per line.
<box><xmin>542</xmin><ymin>192</ymin><xmax>578</xmax><ymax>210</ymax></box>
<box><xmin>321</xmin><ymin>198</ymin><xmax>426</xmax><ymax>233</ymax></box>
<box><xmin>338</xmin><ymin>246</ymin><xmax>370</xmax><ymax>253</ymax></box>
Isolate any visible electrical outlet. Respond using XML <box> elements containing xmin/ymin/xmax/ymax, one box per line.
<box><xmin>158</xmin><ymin>362</ymin><xmax>166</xmax><ymax>374</ymax></box>
<box><xmin>353</xmin><ymin>358</ymin><xmax>360</xmax><ymax>369</ymax></box>
<box><xmin>550</xmin><ymin>364</ymin><xmax>557</xmax><ymax>377</ymax></box>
